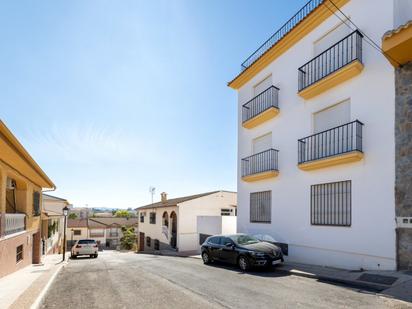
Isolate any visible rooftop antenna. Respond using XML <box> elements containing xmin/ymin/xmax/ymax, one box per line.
<box><xmin>149</xmin><ymin>186</ymin><xmax>156</xmax><ymax>204</ymax></box>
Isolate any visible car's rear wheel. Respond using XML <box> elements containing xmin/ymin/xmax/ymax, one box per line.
<box><xmin>238</xmin><ymin>256</ymin><xmax>250</xmax><ymax>271</ymax></box>
<box><xmin>71</xmin><ymin>254</ymin><xmax>77</xmax><ymax>259</ymax></box>
<box><xmin>94</xmin><ymin>254</ymin><xmax>98</xmax><ymax>258</ymax></box>
<box><xmin>202</xmin><ymin>252</ymin><xmax>211</xmax><ymax>264</ymax></box>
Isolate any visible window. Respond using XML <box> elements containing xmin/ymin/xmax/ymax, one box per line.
<box><xmin>140</xmin><ymin>212</ymin><xmax>144</xmax><ymax>223</ymax></box>
<box><xmin>254</xmin><ymin>75</ymin><xmax>272</xmax><ymax>96</ymax></box>
<box><xmin>78</xmin><ymin>239</ymin><xmax>97</xmax><ymax>244</ymax></box>
<box><xmin>219</xmin><ymin>237</ymin><xmax>233</xmax><ymax>246</ymax></box>
<box><xmin>208</xmin><ymin>237</ymin><xmax>221</xmax><ymax>245</ymax></box>
<box><xmin>311</xmin><ymin>180</ymin><xmax>351</xmax><ymax>226</ymax></box>
<box><xmin>146</xmin><ymin>236</ymin><xmax>151</xmax><ymax>247</ymax></box>
<box><xmin>33</xmin><ymin>191</ymin><xmax>41</xmax><ymax>216</ymax></box>
<box><xmin>90</xmin><ymin>229</ymin><xmax>104</xmax><ymax>237</ymax></box>
<box><xmin>313</xmin><ymin>20</ymin><xmax>351</xmax><ymax>56</ymax></box>
<box><xmin>221</xmin><ymin>208</ymin><xmax>233</xmax><ymax>216</ymax></box>
<box><xmin>313</xmin><ymin>100</ymin><xmax>350</xmax><ymax>133</ymax></box>
<box><xmin>154</xmin><ymin>239</ymin><xmax>160</xmax><ymax>250</ymax></box>
<box><xmin>73</xmin><ymin>230</ymin><xmax>81</xmax><ymax>236</ymax></box>
<box><xmin>252</xmin><ymin>133</ymin><xmax>272</xmax><ymax>154</ymax></box>
<box><xmin>250</xmin><ymin>191</ymin><xmax>271</xmax><ymax>223</ymax></box>
<box><xmin>16</xmin><ymin>245</ymin><xmax>23</xmax><ymax>263</ymax></box>
<box><xmin>149</xmin><ymin>212</ymin><xmax>156</xmax><ymax>224</ymax></box>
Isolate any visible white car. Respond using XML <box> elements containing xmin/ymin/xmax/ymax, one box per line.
<box><xmin>71</xmin><ymin>239</ymin><xmax>99</xmax><ymax>258</ymax></box>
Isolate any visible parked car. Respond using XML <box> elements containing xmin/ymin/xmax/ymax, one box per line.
<box><xmin>71</xmin><ymin>239</ymin><xmax>99</xmax><ymax>258</ymax></box>
<box><xmin>201</xmin><ymin>234</ymin><xmax>283</xmax><ymax>271</ymax></box>
<box><xmin>254</xmin><ymin>234</ymin><xmax>288</xmax><ymax>256</ymax></box>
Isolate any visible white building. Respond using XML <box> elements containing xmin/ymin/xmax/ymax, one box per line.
<box><xmin>66</xmin><ymin>217</ymin><xmax>139</xmax><ymax>249</ymax></box>
<box><xmin>41</xmin><ymin>194</ymin><xmax>70</xmax><ymax>255</ymax></box>
<box><xmin>136</xmin><ymin>191</ymin><xmax>237</xmax><ymax>254</ymax></box>
<box><xmin>229</xmin><ymin>0</ymin><xmax>412</xmax><ymax>270</ymax></box>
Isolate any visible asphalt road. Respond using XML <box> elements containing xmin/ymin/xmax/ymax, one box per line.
<box><xmin>41</xmin><ymin>251</ymin><xmax>410</xmax><ymax>309</ymax></box>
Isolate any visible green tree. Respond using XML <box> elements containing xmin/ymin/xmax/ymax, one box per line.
<box><xmin>120</xmin><ymin>226</ymin><xmax>137</xmax><ymax>250</ymax></box>
<box><xmin>115</xmin><ymin>210</ymin><xmax>131</xmax><ymax>218</ymax></box>
<box><xmin>68</xmin><ymin>213</ymin><xmax>78</xmax><ymax>220</ymax></box>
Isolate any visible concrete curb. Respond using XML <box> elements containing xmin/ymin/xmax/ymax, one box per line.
<box><xmin>30</xmin><ymin>262</ymin><xmax>66</xmax><ymax>309</ymax></box>
<box><xmin>277</xmin><ymin>268</ymin><xmax>387</xmax><ymax>292</ymax></box>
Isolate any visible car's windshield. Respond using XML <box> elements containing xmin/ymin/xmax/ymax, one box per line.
<box><xmin>230</xmin><ymin>235</ymin><xmax>260</xmax><ymax>245</ymax></box>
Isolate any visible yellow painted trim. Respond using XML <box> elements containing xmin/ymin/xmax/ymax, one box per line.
<box><xmin>298</xmin><ymin>151</ymin><xmax>363</xmax><ymax>171</ymax></box>
<box><xmin>242</xmin><ymin>170</ymin><xmax>279</xmax><ymax>182</ymax></box>
<box><xmin>242</xmin><ymin>107</ymin><xmax>279</xmax><ymax>129</ymax></box>
<box><xmin>228</xmin><ymin>0</ymin><xmax>350</xmax><ymax>90</ymax></box>
<box><xmin>0</xmin><ymin>121</ymin><xmax>55</xmax><ymax>189</ymax></box>
<box><xmin>298</xmin><ymin>60</ymin><xmax>364</xmax><ymax>100</ymax></box>
<box><xmin>382</xmin><ymin>24</ymin><xmax>412</xmax><ymax>67</ymax></box>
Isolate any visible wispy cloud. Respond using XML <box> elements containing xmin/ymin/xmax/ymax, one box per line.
<box><xmin>24</xmin><ymin>121</ymin><xmax>153</xmax><ymax>164</ymax></box>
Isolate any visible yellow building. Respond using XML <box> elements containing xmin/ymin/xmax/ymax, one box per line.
<box><xmin>0</xmin><ymin>120</ymin><xmax>55</xmax><ymax>278</ymax></box>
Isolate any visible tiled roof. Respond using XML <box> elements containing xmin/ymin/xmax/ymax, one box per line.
<box><xmin>89</xmin><ymin>217</ymin><xmax>139</xmax><ymax>227</ymax></box>
<box><xmin>136</xmin><ymin>191</ymin><xmax>235</xmax><ymax>210</ymax></box>
<box><xmin>67</xmin><ymin>219</ymin><xmax>88</xmax><ymax>228</ymax></box>
<box><xmin>42</xmin><ymin>193</ymin><xmax>69</xmax><ymax>202</ymax></box>
<box><xmin>383</xmin><ymin>20</ymin><xmax>412</xmax><ymax>40</ymax></box>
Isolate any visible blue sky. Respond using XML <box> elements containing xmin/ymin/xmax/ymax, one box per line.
<box><xmin>0</xmin><ymin>0</ymin><xmax>306</xmax><ymax>208</ymax></box>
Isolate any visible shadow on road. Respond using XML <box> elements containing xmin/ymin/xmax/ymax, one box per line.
<box><xmin>204</xmin><ymin>261</ymin><xmax>391</xmax><ymax>298</ymax></box>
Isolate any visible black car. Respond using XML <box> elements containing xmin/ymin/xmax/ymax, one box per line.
<box><xmin>201</xmin><ymin>234</ymin><xmax>284</xmax><ymax>271</ymax></box>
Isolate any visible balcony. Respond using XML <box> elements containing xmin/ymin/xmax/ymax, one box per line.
<box><xmin>0</xmin><ymin>213</ymin><xmax>26</xmax><ymax>237</ymax></box>
<box><xmin>298</xmin><ymin>120</ymin><xmax>364</xmax><ymax>170</ymax></box>
<box><xmin>240</xmin><ymin>0</ymin><xmax>324</xmax><ymax>71</ymax></box>
<box><xmin>89</xmin><ymin>231</ymin><xmax>105</xmax><ymax>238</ymax></box>
<box><xmin>242</xmin><ymin>86</ymin><xmax>279</xmax><ymax>129</ymax></box>
<box><xmin>298</xmin><ymin>30</ymin><xmax>364</xmax><ymax>100</ymax></box>
<box><xmin>241</xmin><ymin>149</ymin><xmax>279</xmax><ymax>182</ymax></box>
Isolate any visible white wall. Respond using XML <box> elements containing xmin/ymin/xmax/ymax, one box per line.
<box><xmin>138</xmin><ymin>206</ymin><xmax>178</xmax><ymax>246</ymax></box>
<box><xmin>178</xmin><ymin>191</ymin><xmax>237</xmax><ymax>252</ymax></box>
<box><xmin>222</xmin><ymin>216</ymin><xmax>237</xmax><ymax>235</ymax></box>
<box><xmin>197</xmin><ymin>216</ymin><xmax>222</xmax><ymax>235</ymax></box>
<box><xmin>394</xmin><ymin>0</ymin><xmax>412</xmax><ymax>28</ymax></box>
<box><xmin>236</xmin><ymin>0</ymin><xmax>396</xmax><ymax>270</ymax></box>
<box><xmin>67</xmin><ymin>227</ymin><xmax>88</xmax><ymax>242</ymax></box>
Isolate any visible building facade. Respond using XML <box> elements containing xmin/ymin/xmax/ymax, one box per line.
<box><xmin>67</xmin><ymin>217</ymin><xmax>138</xmax><ymax>249</ymax></box>
<box><xmin>229</xmin><ymin>0</ymin><xmax>412</xmax><ymax>270</ymax></box>
<box><xmin>0</xmin><ymin>121</ymin><xmax>55</xmax><ymax>278</ymax></box>
<box><xmin>41</xmin><ymin>194</ymin><xmax>70</xmax><ymax>255</ymax></box>
<box><xmin>137</xmin><ymin>191</ymin><xmax>237</xmax><ymax>254</ymax></box>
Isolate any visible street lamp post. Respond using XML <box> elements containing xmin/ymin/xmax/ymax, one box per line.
<box><xmin>62</xmin><ymin>206</ymin><xmax>69</xmax><ymax>262</ymax></box>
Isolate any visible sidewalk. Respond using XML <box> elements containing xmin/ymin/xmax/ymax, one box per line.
<box><xmin>0</xmin><ymin>253</ymin><xmax>68</xmax><ymax>309</ymax></box>
<box><xmin>276</xmin><ymin>262</ymin><xmax>412</xmax><ymax>303</ymax></box>
<box><xmin>188</xmin><ymin>254</ymin><xmax>412</xmax><ymax>303</ymax></box>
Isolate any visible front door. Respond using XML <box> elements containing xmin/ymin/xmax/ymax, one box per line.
<box><xmin>139</xmin><ymin>232</ymin><xmax>145</xmax><ymax>251</ymax></box>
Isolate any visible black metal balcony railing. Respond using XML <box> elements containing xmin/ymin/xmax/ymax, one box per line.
<box><xmin>298</xmin><ymin>120</ymin><xmax>363</xmax><ymax>164</ymax></box>
<box><xmin>241</xmin><ymin>0</ymin><xmax>324</xmax><ymax>71</ymax></box>
<box><xmin>241</xmin><ymin>149</ymin><xmax>279</xmax><ymax>177</ymax></box>
<box><xmin>242</xmin><ymin>86</ymin><xmax>279</xmax><ymax>123</ymax></box>
<box><xmin>298</xmin><ymin>30</ymin><xmax>363</xmax><ymax>91</ymax></box>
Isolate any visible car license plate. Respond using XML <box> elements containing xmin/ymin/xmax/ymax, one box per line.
<box><xmin>272</xmin><ymin>260</ymin><xmax>281</xmax><ymax>265</ymax></box>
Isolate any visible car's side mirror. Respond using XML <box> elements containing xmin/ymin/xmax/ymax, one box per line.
<box><xmin>225</xmin><ymin>242</ymin><xmax>234</xmax><ymax>248</ymax></box>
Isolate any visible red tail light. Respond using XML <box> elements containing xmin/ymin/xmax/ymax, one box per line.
<box><xmin>93</xmin><ymin>245</ymin><xmax>98</xmax><ymax>248</ymax></box>
<box><xmin>76</xmin><ymin>245</ymin><xmax>82</xmax><ymax>248</ymax></box>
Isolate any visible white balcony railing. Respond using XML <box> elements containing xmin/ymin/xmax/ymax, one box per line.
<box><xmin>1</xmin><ymin>213</ymin><xmax>26</xmax><ymax>236</ymax></box>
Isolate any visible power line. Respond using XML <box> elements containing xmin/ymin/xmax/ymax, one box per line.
<box><xmin>324</xmin><ymin>0</ymin><xmax>402</xmax><ymax>67</ymax></box>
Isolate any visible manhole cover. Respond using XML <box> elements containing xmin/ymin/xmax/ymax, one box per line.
<box><xmin>357</xmin><ymin>273</ymin><xmax>398</xmax><ymax>285</ymax></box>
